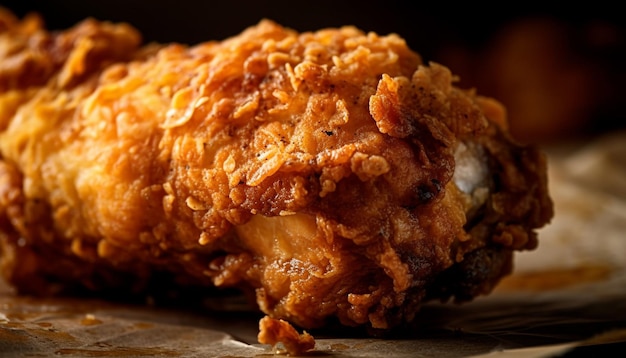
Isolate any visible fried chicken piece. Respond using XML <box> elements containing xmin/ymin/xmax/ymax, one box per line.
<box><xmin>0</xmin><ymin>8</ymin><xmax>553</xmax><ymax>332</ymax></box>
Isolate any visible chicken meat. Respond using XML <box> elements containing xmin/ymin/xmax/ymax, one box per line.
<box><xmin>0</xmin><ymin>8</ymin><xmax>552</xmax><ymax>333</ymax></box>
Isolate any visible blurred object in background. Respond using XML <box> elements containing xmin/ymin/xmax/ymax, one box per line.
<box><xmin>438</xmin><ymin>15</ymin><xmax>626</xmax><ymax>145</ymax></box>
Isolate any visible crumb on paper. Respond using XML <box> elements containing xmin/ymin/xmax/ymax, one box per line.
<box><xmin>80</xmin><ymin>313</ymin><xmax>102</xmax><ymax>326</ymax></box>
<box><xmin>258</xmin><ymin>316</ymin><xmax>316</xmax><ymax>355</ymax></box>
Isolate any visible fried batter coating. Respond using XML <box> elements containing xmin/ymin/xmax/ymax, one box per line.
<box><xmin>258</xmin><ymin>316</ymin><xmax>316</xmax><ymax>355</ymax></box>
<box><xmin>0</xmin><ymin>8</ymin><xmax>553</xmax><ymax>331</ymax></box>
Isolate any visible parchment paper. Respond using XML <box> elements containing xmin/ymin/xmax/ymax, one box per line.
<box><xmin>2</xmin><ymin>133</ymin><xmax>625</xmax><ymax>357</ymax></box>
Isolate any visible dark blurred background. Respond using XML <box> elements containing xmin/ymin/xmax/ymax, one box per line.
<box><xmin>2</xmin><ymin>0</ymin><xmax>625</xmax><ymax>144</ymax></box>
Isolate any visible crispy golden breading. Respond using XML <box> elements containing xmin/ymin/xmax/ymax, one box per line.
<box><xmin>0</xmin><ymin>8</ymin><xmax>552</xmax><ymax>333</ymax></box>
<box><xmin>258</xmin><ymin>316</ymin><xmax>315</xmax><ymax>355</ymax></box>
